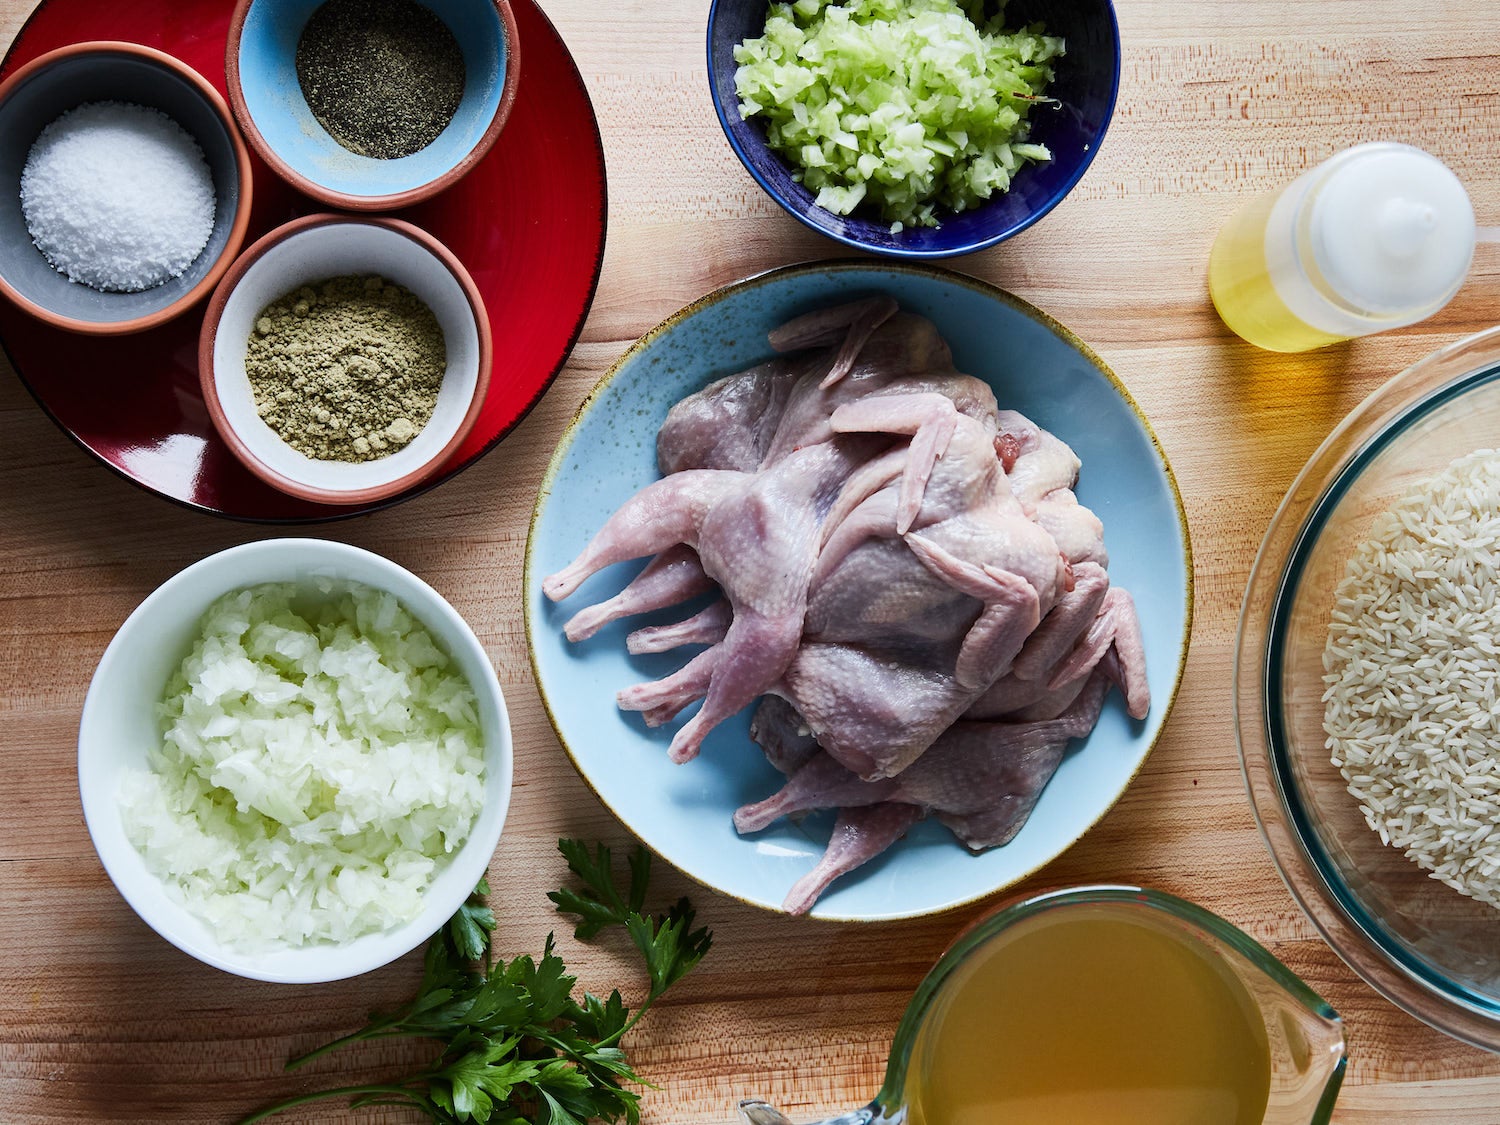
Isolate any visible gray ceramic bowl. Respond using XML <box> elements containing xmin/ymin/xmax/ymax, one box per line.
<box><xmin>0</xmin><ymin>41</ymin><xmax>252</xmax><ymax>335</ymax></box>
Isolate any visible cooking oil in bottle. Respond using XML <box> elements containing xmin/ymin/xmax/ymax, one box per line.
<box><xmin>1210</xmin><ymin>189</ymin><xmax>1347</xmax><ymax>352</ymax></box>
<box><xmin>905</xmin><ymin>906</ymin><xmax>1272</xmax><ymax>1125</ymax></box>
<box><xmin>1209</xmin><ymin>143</ymin><xmax>1476</xmax><ymax>353</ymax></box>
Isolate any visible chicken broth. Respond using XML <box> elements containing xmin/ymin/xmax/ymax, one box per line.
<box><xmin>906</xmin><ymin>906</ymin><xmax>1272</xmax><ymax>1125</ymax></box>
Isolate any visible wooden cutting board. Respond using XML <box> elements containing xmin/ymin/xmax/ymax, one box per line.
<box><xmin>4</xmin><ymin>0</ymin><xmax>1500</xmax><ymax>1121</ymax></box>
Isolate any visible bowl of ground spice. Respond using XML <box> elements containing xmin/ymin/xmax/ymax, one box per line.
<box><xmin>200</xmin><ymin>213</ymin><xmax>491</xmax><ymax>504</ymax></box>
<box><xmin>227</xmin><ymin>0</ymin><xmax>520</xmax><ymax>210</ymax></box>
<box><xmin>0</xmin><ymin>41</ymin><xmax>252</xmax><ymax>334</ymax></box>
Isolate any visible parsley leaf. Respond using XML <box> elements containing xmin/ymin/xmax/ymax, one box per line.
<box><xmin>449</xmin><ymin>876</ymin><xmax>498</xmax><ymax>965</ymax></box>
<box><xmin>549</xmin><ymin>841</ymin><xmax>712</xmax><ymax>1021</ymax></box>
<box><xmin>236</xmin><ymin>841</ymin><xmax>711</xmax><ymax>1125</ymax></box>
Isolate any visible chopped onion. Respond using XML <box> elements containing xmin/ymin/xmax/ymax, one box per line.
<box><xmin>118</xmin><ymin>581</ymin><xmax>486</xmax><ymax>950</ymax></box>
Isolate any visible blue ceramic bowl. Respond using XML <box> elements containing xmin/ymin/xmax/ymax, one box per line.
<box><xmin>525</xmin><ymin>261</ymin><xmax>1192</xmax><ymax>920</ymax></box>
<box><xmin>706</xmin><ymin>0</ymin><xmax>1120</xmax><ymax>259</ymax></box>
<box><xmin>226</xmin><ymin>0</ymin><xmax>520</xmax><ymax>211</ymax></box>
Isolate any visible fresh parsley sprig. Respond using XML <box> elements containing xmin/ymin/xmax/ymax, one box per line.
<box><xmin>236</xmin><ymin>840</ymin><xmax>712</xmax><ymax>1125</ymax></box>
<box><xmin>548</xmin><ymin>839</ymin><xmax>712</xmax><ymax>1041</ymax></box>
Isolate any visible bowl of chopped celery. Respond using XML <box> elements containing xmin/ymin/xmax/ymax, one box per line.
<box><xmin>77</xmin><ymin>537</ymin><xmax>512</xmax><ymax>983</ymax></box>
<box><xmin>707</xmin><ymin>0</ymin><xmax>1120</xmax><ymax>258</ymax></box>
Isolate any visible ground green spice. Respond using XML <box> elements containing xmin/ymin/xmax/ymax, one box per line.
<box><xmin>246</xmin><ymin>275</ymin><xmax>447</xmax><ymax>463</ymax></box>
<box><xmin>295</xmin><ymin>0</ymin><xmax>466</xmax><ymax>160</ymax></box>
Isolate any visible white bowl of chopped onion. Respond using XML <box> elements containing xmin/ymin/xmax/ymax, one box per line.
<box><xmin>78</xmin><ymin>537</ymin><xmax>512</xmax><ymax>983</ymax></box>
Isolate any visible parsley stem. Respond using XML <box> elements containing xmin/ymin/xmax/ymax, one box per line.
<box><xmin>595</xmin><ymin>999</ymin><xmax>654</xmax><ymax>1050</ymax></box>
<box><xmin>241</xmin><ymin>842</ymin><xmax>709</xmax><ymax>1125</ymax></box>
<box><xmin>235</xmin><ymin>1083</ymin><xmax>430</xmax><ymax>1124</ymax></box>
<box><xmin>285</xmin><ymin>1024</ymin><xmax>401</xmax><ymax>1070</ymax></box>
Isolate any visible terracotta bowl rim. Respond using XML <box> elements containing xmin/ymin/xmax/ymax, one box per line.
<box><xmin>197</xmin><ymin>212</ymin><xmax>494</xmax><ymax>506</ymax></box>
<box><xmin>223</xmin><ymin>0</ymin><xmax>523</xmax><ymax>211</ymax></box>
<box><xmin>0</xmin><ymin>39</ymin><xmax>254</xmax><ymax>336</ymax></box>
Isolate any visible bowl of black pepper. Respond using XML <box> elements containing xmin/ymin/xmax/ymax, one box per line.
<box><xmin>226</xmin><ymin>0</ymin><xmax>520</xmax><ymax>210</ymax></box>
<box><xmin>199</xmin><ymin>213</ymin><xmax>492</xmax><ymax>504</ymax></box>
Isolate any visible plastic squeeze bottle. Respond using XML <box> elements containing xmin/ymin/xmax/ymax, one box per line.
<box><xmin>1209</xmin><ymin>142</ymin><xmax>1476</xmax><ymax>352</ymax></box>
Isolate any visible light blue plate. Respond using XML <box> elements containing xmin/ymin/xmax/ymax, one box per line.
<box><xmin>524</xmin><ymin>261</ymin><xmax>1192</xmax><ymax>921</ymax></box>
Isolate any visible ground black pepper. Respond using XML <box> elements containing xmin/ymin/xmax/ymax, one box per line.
<box><xmin>295</xmin><ymin>0</ymin><xmax>466</xmax><ymax>160</ymax></box>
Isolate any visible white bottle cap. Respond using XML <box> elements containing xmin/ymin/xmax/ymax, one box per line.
<box><xmin>1309</xmin><ymin>144</ymin><xmax>1476</xmax><ymax>316</ymax></box>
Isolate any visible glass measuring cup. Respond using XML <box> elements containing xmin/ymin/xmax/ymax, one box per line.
<box><xmin>739</xmin><ymin>886</ymin><xmax>1347</xmax><ymax>1125</ymax></box>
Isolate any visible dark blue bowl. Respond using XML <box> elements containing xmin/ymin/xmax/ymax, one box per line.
<box><xmin>707</xmin><ymin>0</ymin><xmax>1120</xmax><ymax>258</ymax></box>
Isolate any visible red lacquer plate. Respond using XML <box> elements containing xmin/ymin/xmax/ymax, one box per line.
<box><xmin>0</xmin><ymin>0</ymin><xmax>606</xmax><ymax>521</ymax></box>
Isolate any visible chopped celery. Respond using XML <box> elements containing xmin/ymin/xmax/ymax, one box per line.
<box><xmin>733</xmin><ymin>0</ymin><xmax>1063</xmax><ymax>228</ymax></box>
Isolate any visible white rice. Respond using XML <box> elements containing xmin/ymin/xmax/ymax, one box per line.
<box><xmin>1323</xmin><ymin>449</ymin><xmax>1500</xmax><ymax>910</ymax></box>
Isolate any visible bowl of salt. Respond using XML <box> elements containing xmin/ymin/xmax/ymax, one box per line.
<box><xmin>0</xmin><ymin>41</ymin><xmax>252</xmax><ymax>335</ymax></box>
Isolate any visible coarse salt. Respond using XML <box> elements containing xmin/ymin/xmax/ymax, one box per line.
<box><xmin>20</xmin><ymin>100</ymin><xmax>216</xmax><ymax>293</ymax></box>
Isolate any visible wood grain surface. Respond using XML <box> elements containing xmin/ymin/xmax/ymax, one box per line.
<box><xmin>5</xmin><ymin>0</ymin><xmax>1500</xmax><ymax>1121</ymax></box>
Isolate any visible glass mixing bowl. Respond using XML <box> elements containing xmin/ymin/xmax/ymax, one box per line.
<box><xmin>1237</xmin><ymin>324</ymin><xmax>1500</xmax><ymax>1051</ymax></box>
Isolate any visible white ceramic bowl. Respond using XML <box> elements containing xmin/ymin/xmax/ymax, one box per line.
<box><xmin>199</xmin><ymin>214</ymin><xmax>492</xmax><ymax>506</ymax></box>
<box><xmin>78</xmin><ymin>538</ymin><xmax>512</xmax><ymax>983</ymax></box>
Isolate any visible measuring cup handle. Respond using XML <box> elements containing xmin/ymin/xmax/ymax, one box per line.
<box><xmin>736</xmin><ymin>1099</ymin><xmax>877</xmax><ymax>1125</ymax></box>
